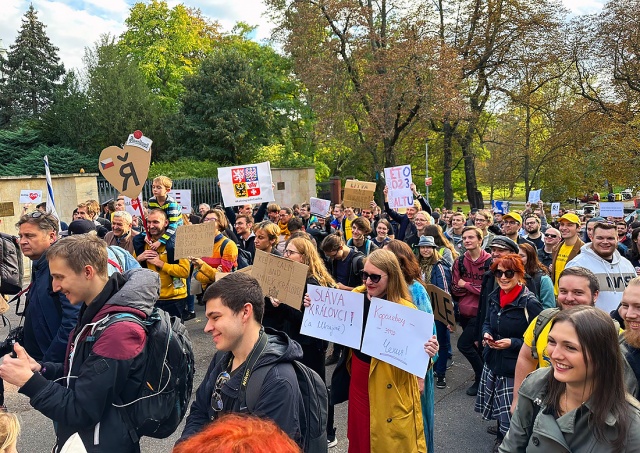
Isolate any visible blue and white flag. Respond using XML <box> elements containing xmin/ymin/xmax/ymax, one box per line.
<box><xmin>44</xmin><ymin>156</ymin><xmax>61</xmax><ymax>230</ymax></box>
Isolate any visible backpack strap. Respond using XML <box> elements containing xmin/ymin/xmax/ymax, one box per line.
<box><xmin>457</xmin><ymin>255</ymin><xmax>466</xmax><ymax>278</ymax></box>
<box><xmin>237</xmin><ymin>329</ymin><xmax>269</xmax><ymax>411</ymax></box>
<box><xmin>244</xmin><ymin>363</ymin><xmax>275</xmax><ymax>412</ymax></box>
<box><xmin>107</xmin><ymin>246</ymin><xmax>125</xmax><ymax>273</ymax></box>
<box><xmin>530</xmin><ymin>308</ymin><xmax>559</xmax><ymax>360</ymax></box>
<box><xmin>365</xmin><ymin>239</ymin><xmax>371</xmax><ymax>255</ymax></box>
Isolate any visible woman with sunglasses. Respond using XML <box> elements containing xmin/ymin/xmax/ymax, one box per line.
<box><xmin>327</xmin><ymin>249</ymin><xmax>438</xmax><ymax>453</ymax></box>
<box><xmin>500</xmin><ymin>306</ymin><xmax>640</xmax><ymax>452</ymax></box>
<box><xmin>476</xmin><ymin>254</ymin><xmax>543</xmax><ymax>452</ymax></box>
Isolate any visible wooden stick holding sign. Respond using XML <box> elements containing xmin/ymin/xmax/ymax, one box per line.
<box><xmin>252</xmin><ymin>249</ymin><xmax>308</xmax><ymax>310</ymax></box>
<box><xmin>425</xmin><ymin>284</ymin><xmax>456</xmax><ymax>327</ymax></box>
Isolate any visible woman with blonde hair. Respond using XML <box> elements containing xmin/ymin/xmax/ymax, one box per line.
<box><xmin>0</xmin><ymin>412</ymin><xmax>20</xmax><ymax>453</ymax></box>
<box><xmin>252</xmin><ymin>221</ymin><xmax>282</xmax><ymax>256</ymax></box>
<box><xmin>322</xmin><ymin>249</ymin><xmax>438</xmax><ymax>452</ymax></box>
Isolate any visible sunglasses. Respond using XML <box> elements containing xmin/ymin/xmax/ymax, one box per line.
<box><xmin>544</xmin><ymin>233</ymin><xmax>558</xmax><ymax>238</ymax></box>
<box><xmin>494</xmin><ymin>269</ymin><xmax>516</xmax><ymax>279</ymax></box>
<box><xmin>211</xmin><ymin>371</ymin><xmax>230</xmax><ymax>412</ymax></box>
<box><xmin>361</xmin><ymin>271</ymin><xmax>384</xmax><ymax>283</ymax></box>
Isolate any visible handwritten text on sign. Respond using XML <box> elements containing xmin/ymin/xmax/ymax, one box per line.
<box><xmin>361</xmin><ymin>297</ymin><xmax>434</xmax><ymax>377</ymax></box>
<box><xmin>425</xmin><ymin>284</ymin><xmax>456</xmax><ymax>327</ymax></box>
<box><xmin>174</xmin><ymin>221</ymin><xmax>218</xmax><ymax>259</ymax></box>
<box><xmin>342</xmin><ymin>180</ymin><xmax>376</xmax><ymax>210</ymax></box>
<box><xmin>252</xmin><ymin>249</ymin><xmax>309</xmax><ymax>310</ymax></box>
<box><xmin>384</xmin><ymin>165</ymin><xmax>413</xmax><ymax>209</ymax></box>
<box><xmin>301</xmin><ymin>285</ymin><xmax>365</xmax><ymax>349</ymax></box>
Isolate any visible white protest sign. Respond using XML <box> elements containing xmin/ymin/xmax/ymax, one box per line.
<box><xmin>551</xmin><ymin>202</ymin><xmax>560</xmax><ymax>216</ymax></box>
<box><xmin>301</xmin><ymin>285</ymin><xmax>365</xmax><ymax>349</ymax></box>
<box><xmin>19</xmin><ymin>190</ymin><xmax>42</xmax><ymax>204</ymax></box>
<box><xmin>528</xmin><ymin>189</ymin><xmax>541</xmax><ymax>203</ymax></box>
<box><xmin>599</xmin><ymin>202</ymin><xmax>624</xmax><ymax>218</ymax></box>
<box><xmin>361</xmin><ymin>297</ymin><xmax>434</xmax><ymax>377</ymax></box>
<box><xmin>218</xmin><ymin>162</ymin><xmax>275</xmax><ymax>207</ymax></box>
<box><xmin>310</xmin><ymin>197</ymin><xmax>331</xmax><ymax>217</ymax></box>
<box><xmin>172</xmin><ymin>189</ymin><xmax>191</xmax><ymax>214</ymax></box>
<box><xmin>384</xmin><ymin>165</ymin><xmax>414</xmax><ymax>209</ymax></box>
<box><xmin>123</xmin><ymin>195</ymin><xmax>143</xmax><ymax>217</ymax></box>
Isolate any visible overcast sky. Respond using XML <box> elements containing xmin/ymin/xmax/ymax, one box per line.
<box><xmin>0</xmin><ymin>0</ymin><xmax>606</xmax><ymax>71</ymax></box>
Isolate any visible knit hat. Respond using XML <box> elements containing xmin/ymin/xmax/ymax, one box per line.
<box><xmin>417</xmin><ymin>235</ymin><xmax>437</xmax><ymax>248</ymax></box>
<box><xmin>489</xmin><ymin>236</ymin><xmax>519</xmax><ymax>253</ymax></box>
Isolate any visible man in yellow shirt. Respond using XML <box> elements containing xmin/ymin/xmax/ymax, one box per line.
<box><xmin>511</xmin><ymin>267</ymin><xmax>599</xmax><ymax>411</ymax></box>
<box><xmin>550</xmin><ymin>213</ymin><xmax>583</xmax><ymax>295</ymax></box>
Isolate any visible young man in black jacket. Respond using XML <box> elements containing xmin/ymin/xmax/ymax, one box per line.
<box><xmin>178</xmin><ymin>272</ymin><xmax>303</xmax><ymax>445</ymax></box>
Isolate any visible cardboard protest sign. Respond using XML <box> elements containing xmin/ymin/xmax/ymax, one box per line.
<box><xmin>310</xmin><ymin>197</ymin><xmax>331</xmax><ymax>217</ymax></box>
<box><xmin>301</xmin><ymin>285</ymin><xmax>365</xmax><ymax>349</ymax></box>
<box><xmin>172</xmin><ymin>189</ymin><xmax>191</xmax><ymax>214</ymax></box>
<box><xmin>551</xmin><ymin>202</ymin><xmax>560</xmax><ymax>216</ymax></box>
<box><xmin>174</xmin><ymin>221</ymin><xmax>218</xmax><ymax>259</ymax></box>
<box><xmin>384</xmin><ymin>165</ymin><xmax>413</xmax><ymax>209</ymax></box>
<box><xmin>0</xmin><ymin>202</ymin><xmax>13</xmax><ymax>217</ymax></box>
<box><xmin>218</xmin><ymin>162</ymin><xmax>275</xmax><ymax>207</ymax></box>
<box><xmin>342</xmin><ymin>180</ymin><xmax>376</xmax><ymax>210</ymax></box>
<box><xmin>252</xmin><ymin>249</ymin><xmax>308</xmax><ymax>310</ymax></box>
<box><xmin>99</xmin><ymin>131</ymin><xmax>152</xmax><ymax>199</ymax></box>
<box><xmin>528</xmin><ymin>189</ymin><xmax>541</xmax><ymax>203</ymax></box>
<box><xmin>425</xmin><ymin>284</ymin><xmax>456</xmax><ymax>326</ymax></box>
<box><xmin>361</xmin><ymin>297</ymin><xmax>434</xmax><ymax>377</ymax></box>
<box><xmin>599</xmin><ymin>202</ymin><xmax>624</xmax><ymax>218</ymax></box>
<box><xmin>19</xmin><ymin>190</ymin><xmax>42</xmax><ymax>204</ymax></box>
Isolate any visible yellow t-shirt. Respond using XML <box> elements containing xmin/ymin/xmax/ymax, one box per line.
<box><xmin>553</xmin><ymin>242</ymin><xmax>573</xmax><ymax>295</ymax></box>
<box><xmin>523</xmin><ymin>316</ymin><xmax>553</xmax><ymax>368</ymax></box>
<box><xmin>344</xmin><ymin>217</ymin><xmax>353</xmax><ymax>241</ymax></box>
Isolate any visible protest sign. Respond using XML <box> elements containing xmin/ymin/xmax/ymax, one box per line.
<box><xmin>528</xmin><ymin>189</ymin><xmax>541</xmax><ymax>203</ymax></box>
<box><xmin>361</xmin><ymin>297</ymin><xmax>434</xmax><ymax>377</ymax></box>
<box><xmin>172</xmin><ymin>189</ymin><xmax>191</xmax><ymax>214</ymax></box>
<box><xmin>551</xmin><ymin>202</ymin><xmax>560</xmax><ymax>216</ymax></box>
<box><xmin>301</xmin><ymin>285</ymin><xmax>365</xmax><ymax>349</ymax></box>
<box><xmin>19</xmin><ymin>190</ymin><xmax>42</xmax><ymax>204</ymax></box>
<box><xmin>123</xmin><ymin>195</ymin><xmax>143</xmax><ymax>218</ymax></box>
<box><xmin>252</xmin><ymin>250</ymin><xmax>308</xmax><ymax>309</ymax></box>
<box><xmin>384</xmin><ymin>165</ymin><xmax>413</xmax><ymax>209</ymax></box>
<box><xmin>425</xmin><ymin>284</ymin><xmax>456</xmax><ymax>326</ymax></box>
<box><xmin>218</xmin><ymin>162</ymin><xmax>275</xmax><ymax>207</ymax></box>
<box><xmin>342</xmin><ymin>180</ymin><xmax>376</xmax><ymax>210</ymax></box>
<box><xmin>599</xmin><ymin>202</ymin><xmax>624</xmax><ymax>218</ymax></box>
<box><xmin>0</xmin><ymin>202</ymin><xmax>13</xmax><ymax>217</ymax></box>
<box><xmin>174</xmin><ymin>221</ymin><xmax>218</xmax><ymax>259</ymax></box>
<box><xmin>99</xmin><ymin>131</ymin><xmax>152</xmax><ymax>199</ymax></box>
<box><xmin>310</xmin><ymin>197</ymin><xmax>331</xmax><ymax>217</ymax></box>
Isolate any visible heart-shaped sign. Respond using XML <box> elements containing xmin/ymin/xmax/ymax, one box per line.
<box><xmin>29</xmin><ymin>192</ymin><xmax>38</xmax><ymax>200</ymax></box>
<box><xmin>99</xmin><ymin>133</ymin><xmax>152</xmax><ymax>198</ymax></box>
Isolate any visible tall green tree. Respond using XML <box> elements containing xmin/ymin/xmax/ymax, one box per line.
<box><xmin>0</xmin><ymin>5</ymin><xmax>65</xmax><ymax>124</ymax></box>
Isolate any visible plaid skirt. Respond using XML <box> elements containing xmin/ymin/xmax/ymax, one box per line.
<box><xmin>474</xmin><ymin>364</ymin><xmax>514</xmax><ymax>435</ymax></box>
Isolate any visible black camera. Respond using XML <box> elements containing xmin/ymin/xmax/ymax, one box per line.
<box><xmin>0</xmin><ymin>327</ymin><xmax>23</xmax><ymax>358</ymax></box>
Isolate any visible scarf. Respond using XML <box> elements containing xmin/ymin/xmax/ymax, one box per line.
<box><xmin>499</xmin><ymin>284</ymin><xmax>524</xmax><ymax>309</ymax></box>
<box><xmin>278</xmin><ymin>221</ymin><xmax>291</xmax><ymax>240</ymax></box>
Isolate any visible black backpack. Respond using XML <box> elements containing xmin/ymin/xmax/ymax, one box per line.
<box><xmin>0</xmin><ymin>233</ymin><xmax>23</xmax><ymax>295</ymax></box>
<box><xmin>88</xmin><ymin>308</ymin><xmax>195</xmax><ymax>441</ymax></box>
<box><xmin>219</xmin><ymin>238</ymin><xmax>251</xmax><ymax>270</ymax></box>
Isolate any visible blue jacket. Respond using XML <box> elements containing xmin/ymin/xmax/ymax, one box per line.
<box><xmin>428</xmin><ymin>259</ymin><xmax>452</xmax><ymax>294</ymax></box>
<box><xmin>384</xmin><ymin>196</ymin><xmax>431</xmax><ymax>241</ymax></box>
<box><xmin>23</xmin><ymin>251</ymin><xmax>80</xmax><ymax>362</ymax></box>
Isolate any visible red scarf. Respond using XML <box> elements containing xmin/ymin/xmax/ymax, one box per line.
<box><xmin>499</xmin><ymin>284</ymin><xmax>524</xmax><ymax>308</ymax></box>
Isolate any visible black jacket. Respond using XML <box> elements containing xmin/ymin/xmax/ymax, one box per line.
<box><xmin>179</xmin><ymin>328</ymin><xmax>303</xmax><ymax>444</ymax></box>
<box><xmin>383</xmin><ymin>196</ymin><xmax>431</xmax><ymax>242</ymax></box>
<box><xmin>481</xmin><ymin>286</ymin><xmax>543</xmax><ymax>377</ymax></box>
<box><xmin>19</xmin><ymin>269</ymin><xmax>159</xmax><ymax>452</ymax></box>
<box><xmin>329</xmin><ymin>247</ymin><xmax>365</xmax><ymax>289</ymax></box>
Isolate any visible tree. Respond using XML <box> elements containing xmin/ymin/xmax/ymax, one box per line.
<box><xmin>0</xmin><ymin>5</ymin><xmax>65</xmax><ymax>124</ymax></box>
<box><xmin>119</xmin><ymin>0</ymin><xmax>221</xmax><ymax>109</ymax></box>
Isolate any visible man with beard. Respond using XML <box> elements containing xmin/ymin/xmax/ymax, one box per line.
<box><xmin>523</xmin><ymin>215</ymin><xmax>544</xmax><ymax>250</ymax></box>
<box><xmin>500</xmin><ymin>212</ymin><xmax>535</xmax><ymax>248</ymax></box>
<box><xmin>618</xmin><ymin>278</ymin><xmax>640</xmax><ymax>399</ymax></box>
<box><xmin>104</xmin><ymin>211</ymin><xmax>138</xmax><ymax>255</ymax></box>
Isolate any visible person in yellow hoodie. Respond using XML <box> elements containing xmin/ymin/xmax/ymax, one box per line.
<box><xmin>324</xmin><ymin>249</ymin><xmax>438</xmax><ymax>452</ymax></box>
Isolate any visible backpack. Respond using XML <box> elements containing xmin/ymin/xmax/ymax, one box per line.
<box><xmin>530</xmin><ymin>308</ymin><xmax>559</xmax><ymax>360</ymax></box>
<box><xmin>0</xmin><ymin>233</ymin><xmax>23</xmax><ymax>295</ymax></box>
<box><xmin>88</xmin><ymin>308</ymin><xmax>195</xmax><ymax>441</ymax></box>
<box><xmin>244</xmin><ymin>361</ymin><xmax>328</xmax><ymax>453</ymax></box>
<box><xmin>219</xmin><ymin>238</ymin><xmax>251</xmax><ymax>270</ymax></box>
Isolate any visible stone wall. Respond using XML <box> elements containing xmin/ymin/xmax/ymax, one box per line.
<box><xmin>271</xmin><ymin>167</ymin><xmax>316</xmax><ymax>208</ymax></box>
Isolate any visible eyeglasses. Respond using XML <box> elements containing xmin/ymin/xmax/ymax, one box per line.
<box><xmin>203</xmin><ymin>217</ymin><xmax>217</xmax><ymax>223</ymax></box>
<box><xmin>284</xmin><ymin>249</ymin><xmax>303</xmax><ymax>257</ymax></box>
<box><xmin>361</xmin><ymin>271</ymin><xmax>385</xmax><ymax>283</ymax></box>
<box><xmin>211</xmin><ymin>371</ymin><xmax>230</xmax><ymax>412</ymax></box>
<box><xmin>544</xmin><ymin>233</ymin><xmax>558</xmax><ymax>238</ymax></box>
<box><xmin>494</xmin><ymin>269</ymin><xmax>516</xmax><ymax>279</ymax></box>
<box><xmin>503</xmin><ymin>220</ymin><xmax>519</xmax><ymax>225</ymax></box>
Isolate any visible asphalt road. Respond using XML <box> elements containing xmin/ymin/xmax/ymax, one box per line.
<box><xmin>3</xmin><ymin>303</ymin><xmax>496</xmax><ymax>452</ymax></box>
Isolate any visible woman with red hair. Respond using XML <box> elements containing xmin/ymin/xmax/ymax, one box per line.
<box><xmin>475</xmin><ymin>254</ymin><xmax>543</xmax><ymax>452</ymax></box>
<box><xmin>172</xmin><ymin>413</ymin><xmax>301</xmax><ymax>453</ymax></box>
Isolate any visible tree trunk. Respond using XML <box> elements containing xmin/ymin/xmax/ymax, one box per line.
<box><xmin>442</xmin><ymin>120</ymin><xmax>454</xmax><ymax>209</ymax></box>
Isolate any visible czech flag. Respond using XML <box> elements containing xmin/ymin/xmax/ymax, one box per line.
<box><xmin>101</xmin><ymin>158</ymin><xmax>114</xmax><ymax>170</ymax></box>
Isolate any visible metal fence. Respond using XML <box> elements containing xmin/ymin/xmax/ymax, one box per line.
<box><xmin>97</xmin><ymin>177</ymin><xmax>223</xmax><ymax>209</ymax></box>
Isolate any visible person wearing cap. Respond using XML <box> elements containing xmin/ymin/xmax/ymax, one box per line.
<box><xmin>550</xmin><ymin>213</ymin><xmax>584</xmax><ymax>296</ymax></box>
<box><xmin>500</xmin><ymin>212</ymin><xmax>535</xmax><ymax>248</ymax></box>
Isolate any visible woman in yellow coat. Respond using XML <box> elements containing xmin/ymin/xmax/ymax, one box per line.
<box><xmin>326</xmin><ymin>249</ymin><xmax>438</xmax><ymax>452</ymax></box>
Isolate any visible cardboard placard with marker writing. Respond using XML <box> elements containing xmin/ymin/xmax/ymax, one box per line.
<box><xmin>251</xmin><ymin>249</ymin><xmax>308</xmax><ymax>310</ymax></box>
<box><xmin>98</xmin><ymin>130</ymin><xmax>152</xmax><ymax>199</ymax></box>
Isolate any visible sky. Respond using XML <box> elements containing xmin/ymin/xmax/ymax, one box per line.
<box><xmin>0</xmin><ymin>0</ymin><xmax>606</xmax><ymax>72</ymax></box>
